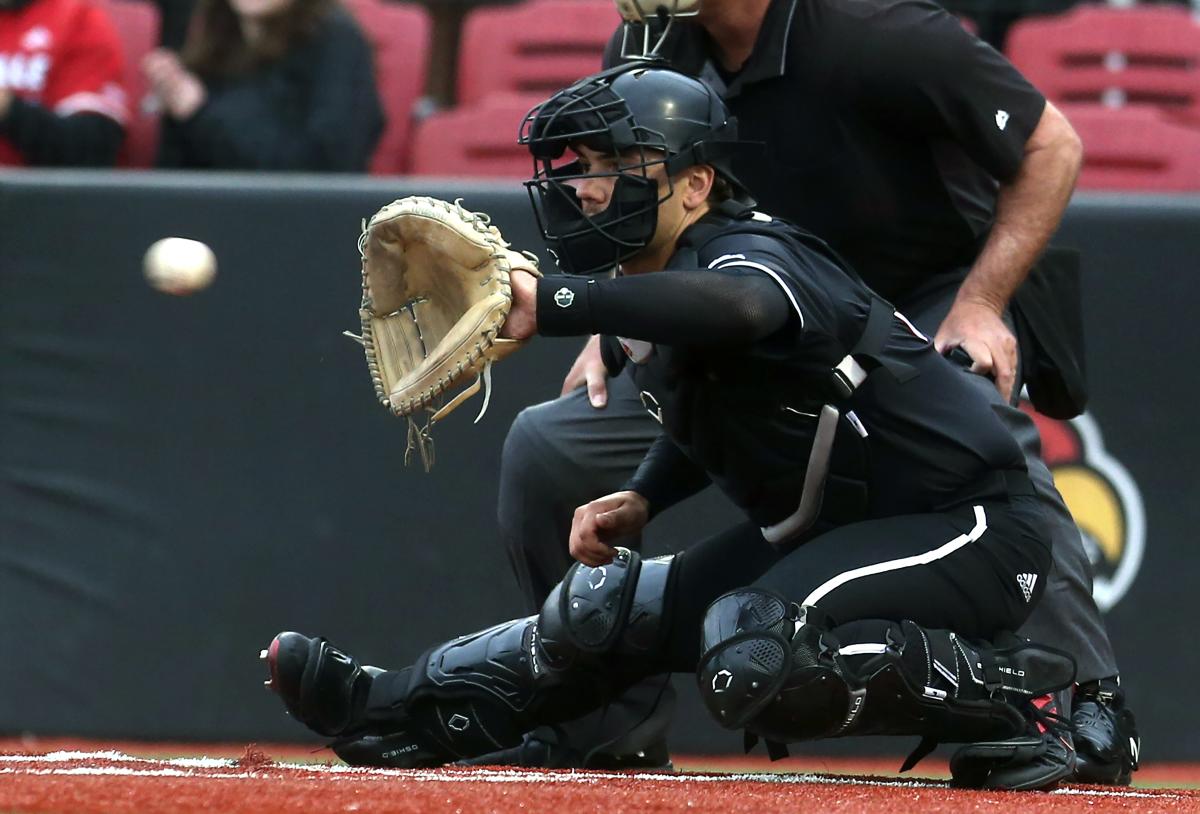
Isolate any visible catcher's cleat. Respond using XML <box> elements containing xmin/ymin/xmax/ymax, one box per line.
<box><xmin>263</xmin><ymin>632</ymin><xmax>376</xmax><ymax>738</ymax></box>
<box><xmin>1073</xmin><ymin>681</ymin><xmax>1140</xmax><ymax>785</ymax></box>
<box><xmin>329</xmin><ymin>728</ymin><xmax>456</xmax><ymax>769</ymax></box>
<box><xmin>454</xmin><ymin>730</ymin><xmax>673</xmax><ymax>771</ymax></box>
<box><xmin>950</xmin><ymin>690</ymin><xmax>1076</xmax><ymax>792</ymax></box>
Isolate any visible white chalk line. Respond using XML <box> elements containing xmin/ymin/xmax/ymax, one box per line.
<box><xmin>0</xmin><ymin>751</ymin><xmax>1181</xmax><ymax>800</ymax></box>
<box><xmin>0</xmin><ymin>751</ymin><xmax>232</xmax><ymax>768</ymax></box>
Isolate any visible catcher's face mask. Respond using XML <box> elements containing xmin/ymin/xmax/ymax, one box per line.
<box><xmin>522</xmin><ymin>65</ymin><xmax>755</xmax><ymax>275</ymax></box>
<box><xmin>521</xmin><ymin>73</ymin><xmax>676</xmax><ymax>276</ymax></box>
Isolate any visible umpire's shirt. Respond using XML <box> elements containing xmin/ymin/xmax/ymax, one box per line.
<box><xmin>604</xmin><ymin>0</ymin><xmax>1047</xmax><ymax>302</ymax></box>
<box><xmin>538</xmin><ymin>206</ymin><xmax>1026</xmax><ymax>534</ymax></box>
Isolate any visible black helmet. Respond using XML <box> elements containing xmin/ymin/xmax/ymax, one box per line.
<box><xmin>519</xmin><ymin>64</ymin><xmax>754</xmax><ymax>275</ymax></box>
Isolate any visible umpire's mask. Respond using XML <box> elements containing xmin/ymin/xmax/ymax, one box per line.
<box><xmin>613</xmin><ymin>0</ymin><xmax>700</xmax><ymax>60</ymax></box>
<box><xmin>519</xmin><ymin>65</ymin><xmax>754</xmax><ymax>276</ymax></box>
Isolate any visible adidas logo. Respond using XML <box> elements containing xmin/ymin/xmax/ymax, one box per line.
<box><xmin>1017</xmin><ymin>573</ymin><xmax>1038</xmax><ymax>603</ymax></box>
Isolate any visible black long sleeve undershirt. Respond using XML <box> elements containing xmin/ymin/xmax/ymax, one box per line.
<box><xmin>539</xmin><ymin>268</ymin><xmax>793</xmax><ymax>516</ymax></box>
<box><xmin>624</xmin><ymin>433</ymin><xmax>712</xmax><ymax>518</ymax></box>
<box><xmin>0</xmin><ymin>100</ymin><xmax>123</xmax><ymax>166</ymax></box>
<box><xmin>537</xmin><ymin>269</ymin><xmax>792</xmax><ymax>346</ymax></box>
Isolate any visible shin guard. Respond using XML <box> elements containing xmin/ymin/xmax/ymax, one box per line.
<box><xmin>696</xmin><ymin>591</ymin><xmax>1076</xmax><ymax>757</ymax></box>
<box><xmin>348</xmin><ymin>549</ymin><xmax>678</xmax><ymax>764</ymax></box>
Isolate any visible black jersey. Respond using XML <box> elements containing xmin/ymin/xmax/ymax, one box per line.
<box><xmin>604</xmin><ymin>0</ymin><xmax>1047</xmax><ymax>301</ymax></box>
<box><xmin>537</xmin><ymin>206</ymin><xmax>1026</xmax><ymax>536</ymax></box>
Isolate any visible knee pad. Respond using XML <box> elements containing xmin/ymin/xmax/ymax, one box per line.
<box><xmin>537</xmin><ymin>548</ymin><xmax>677</xmax><ymax>667</ymax></box>
<box><xmin>697</xmin><ymin>589</ymin><xmax>851</xmax><ymax>738</ymax></box>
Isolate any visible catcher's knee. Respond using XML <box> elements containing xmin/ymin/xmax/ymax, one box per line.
<box><xmin>696</xmin><ymin>590</ymin><xmax>852</xmax><ymax>739</ymax></box>
<box><xmin>537</xmin><ymin>548</ymin><xmax>677</xmax><ymax>668</ymax></box>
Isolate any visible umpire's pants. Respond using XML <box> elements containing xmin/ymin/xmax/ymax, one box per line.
<box><xmin>498</xmin><ymin>279</ymin><xmax>1120</xmax><ymax>684</ymax></box>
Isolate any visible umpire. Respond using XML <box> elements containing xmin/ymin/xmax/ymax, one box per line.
<box><xmin>493</xmin><ymin>0</ymin><xmax>1137</xmax><ymax>786</ymax></box>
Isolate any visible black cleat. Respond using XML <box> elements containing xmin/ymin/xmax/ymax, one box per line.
<box><xmin>586</xmin><ymin>739</ymin><xmax>674</xmax><ymax>771</ymax></box>
<box><xmin>950</xmin><ymin>690</ymin><xmax>1076</xmax><ymax>792</ymax></box>
<box><xmin>455</xmin><ymin>730</ymin><xmax>673</xmax><ymax>770</ymax></box>
<box><xmin>330</xmin><ymin>728</ymin><xmax>455</xmax><ymax>769</ymax></box>
<box><xmin>1073</xmin><ymin>681</ymin><xmax>1140</xmax><ymax>785</ymax></box>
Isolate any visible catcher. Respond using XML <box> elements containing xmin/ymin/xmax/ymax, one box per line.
<box><xmin>265</xmin><ymin>65</ymin><xmax>1078</xmax><ymax>790</ymax></box>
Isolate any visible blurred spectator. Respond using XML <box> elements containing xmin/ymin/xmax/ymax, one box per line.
<box><xmin>0</xmin><ymin>0</ymin><xmax>128</xmax><ymax>166</ymax></box>
<box><xmin>153</xmin><ymin>0</ymin><xmax>193</xmax><ymax>49</ymax></box>
<box><xmin>144</xmin><ymin>0</ymin><xmax>383</xmax><ymax>171</ymax></box>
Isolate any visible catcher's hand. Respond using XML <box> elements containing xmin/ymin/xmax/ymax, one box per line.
<box><xmin>498</xmin><ymin>266</ymin><xmax>538</xmax><ymax>341</ymax></box>
<box><xmin>347</xmin><ymin>196</ymin><xmax>541</xmax><ymax>467</ymax></box>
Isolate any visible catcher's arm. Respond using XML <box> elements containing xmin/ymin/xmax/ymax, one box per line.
<box><xmin>505</xmin><ymin>268</ymin><xmax>790</xmax><ymax>345</ymax></box>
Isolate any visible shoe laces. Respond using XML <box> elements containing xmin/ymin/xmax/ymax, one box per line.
<box><xmin>1027</xmin><ymin>695</ymin><xmax>1075</xmax><ymax>746</ymax></box>
<box><xmin>1073</xmin><ymin>695</ymin><xmax>1118</xmax><ymax>730</ymax></box>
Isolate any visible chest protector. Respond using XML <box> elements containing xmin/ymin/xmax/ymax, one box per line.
<box><xmin>624</xmin><ymin>203</ymin><xmax>918</xmax><ymax>543</ymax></box>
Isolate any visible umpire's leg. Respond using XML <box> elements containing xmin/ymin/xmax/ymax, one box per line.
<box><xmin>496</xmin><ymin>365</ymin><xmax>672</xmax><ymax>765</ymax></box>
<box><xmin>898</xmin><ymin>278</ymin><xmax>1119</xmax><ymax>683</ymax></box>
<box><xmin>498</xmin><ymin>369</ymin><xmax>660</xmax><ymax>611</ymax></box>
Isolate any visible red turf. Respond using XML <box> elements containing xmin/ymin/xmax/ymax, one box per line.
<box><xmin>0</xmin><ymin>744</ymin><xmax>1196</xmax><ymax>814</ymax></box>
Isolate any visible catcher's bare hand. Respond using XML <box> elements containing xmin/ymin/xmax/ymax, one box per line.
<box><xmin>934</xmin><ymin>300</ymin><xmax>1018</xmax><ymax>403</ymax></box>
<box><xmin>500</xmin><ymin>268</ymin><xmax>539</xmax><ymax>340</ymax></box>
<box><xmin>561</xmin><ymin>334</ymin><xmax>608</xmax><ymax>407</ymax></box>
<box><xmin>569</xmin><ymin>491</ymin><xmax>649</xmax><ymax>567</ymax></box>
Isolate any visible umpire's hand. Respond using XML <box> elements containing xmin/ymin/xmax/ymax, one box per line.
<box><xmin>561</xmin><ymin>334</ymin><xmax>609</xmax><ymax>407</ymax></box>
<box><xmin>934</xmin><ymin>300</ymin><xmax>1018</xmax><ymax>403</ymax></box>
<box><xmin>569</xmin><ymin>491</ymin><xmax>649</xmax><ymax>566</ymax></box>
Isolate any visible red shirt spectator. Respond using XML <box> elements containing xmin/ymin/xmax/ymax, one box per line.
<box><xmin>0</xmin><ymin>0</ymin><xmax>128</xmax><ymax>165</ymax></box>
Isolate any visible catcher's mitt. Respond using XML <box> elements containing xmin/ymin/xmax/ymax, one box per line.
<box><xmin>347</xmin><ymin>196</ymin><xmax>541</xmax><ymax>469</ymax></box>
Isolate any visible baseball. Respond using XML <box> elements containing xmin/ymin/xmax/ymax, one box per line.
<box><xmin>143</xmin><ymin>237</ymin><xmax>217</xmax><ymax>295</ymax></box>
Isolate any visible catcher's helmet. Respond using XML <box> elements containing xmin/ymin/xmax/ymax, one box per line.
<box><xmin>520</xmin><ymin>64</ymin><xmax>754</xmax><ymax>275</ymax></box>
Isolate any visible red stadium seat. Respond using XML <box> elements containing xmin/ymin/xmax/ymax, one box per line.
<box><xmin>95</xmin><ymin>0</ymin><xmax>159</xmax><ymax>168</ymax></box>
<box><xmin>457</xmin><ymin>0</ymin><xmax>617</xmax><ymax>106</ymax></box>
<box><xmin>342</xmin><ymin>0</ymin><xmax>431</xmax><ymax>175</ymax></box>
<box><xmin>1063</xmin><ymin>103</ymin><xmax>1200</xmax><ymax>191</ymax></box>
<box><xmin>1007</xmin><ymin>5</ymin><xmax>1200</xmax><ymax>118</ymax></box>
<box><xmin>409</xmin><ymin>93</ymin><xmax>544</xmax><ymax>178</ymax></box>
